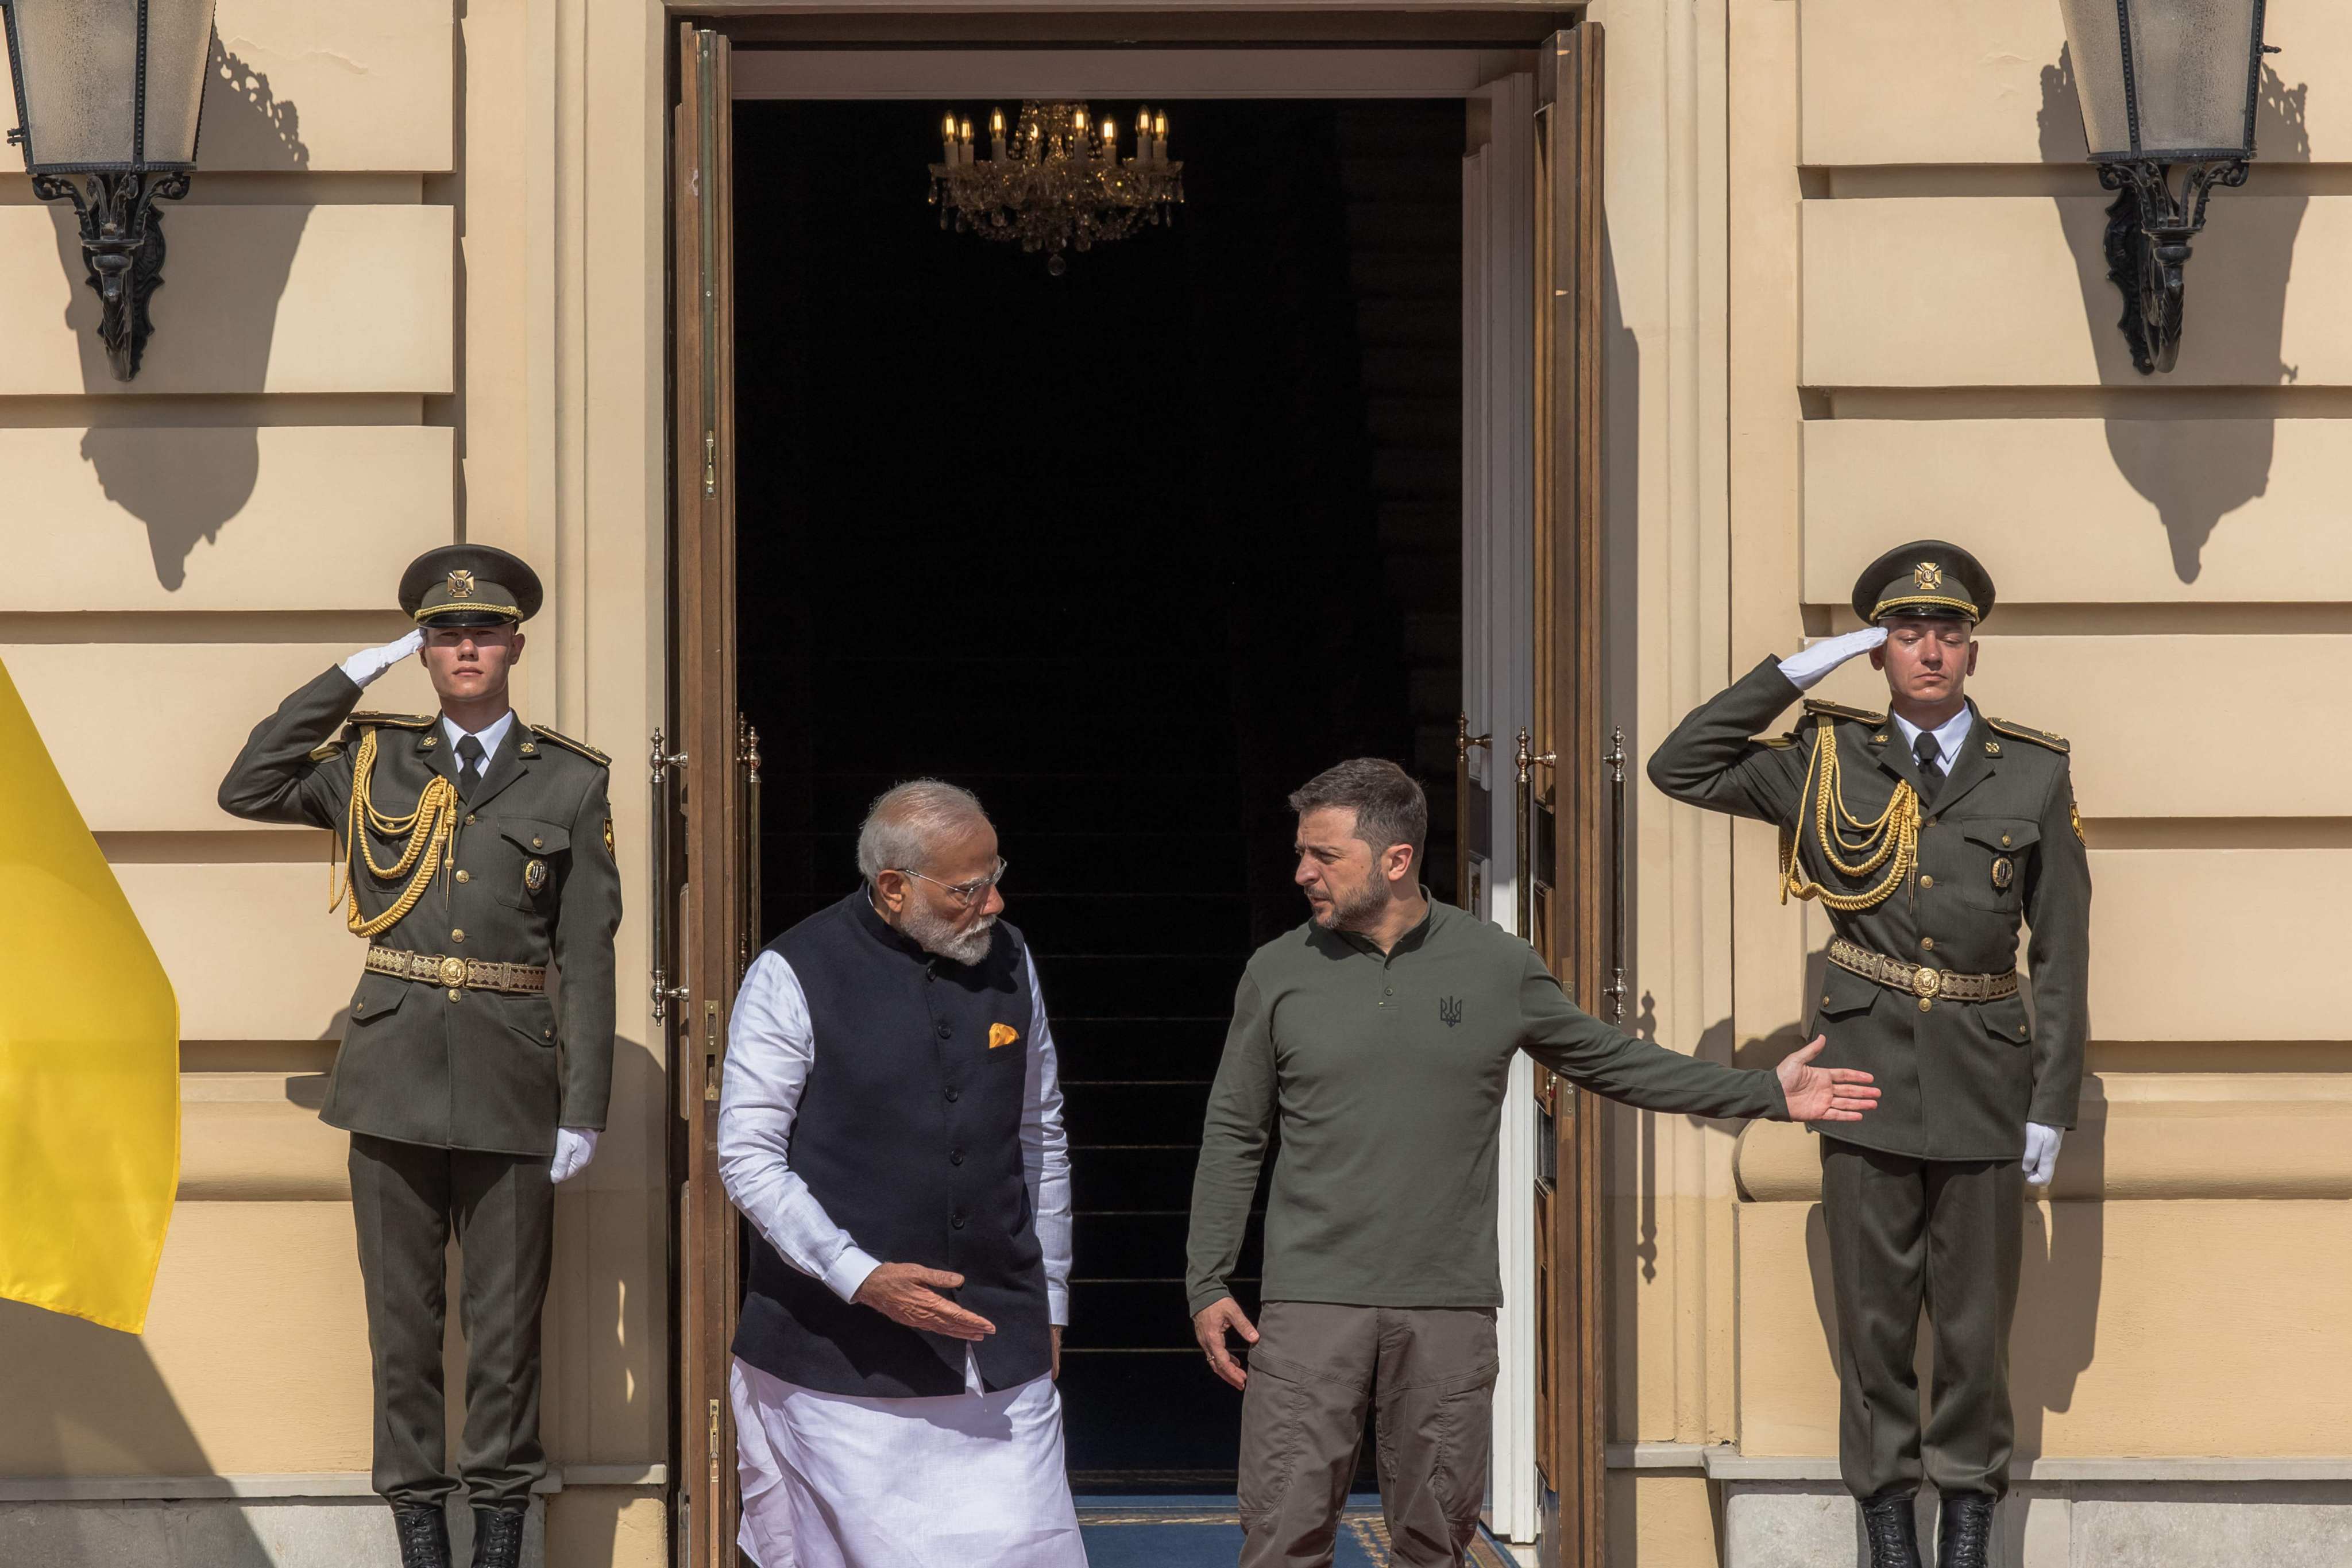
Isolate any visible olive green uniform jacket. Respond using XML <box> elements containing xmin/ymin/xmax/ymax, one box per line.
<box><xmin>1646</xmin><ymin>658</ymin><xmax>2090</xmax><ymax>1161</ymax></box>
<box><xmin>218</xmin><ymin>666</ymin><xmax>621</xmax><ymax>1156</ymax></box>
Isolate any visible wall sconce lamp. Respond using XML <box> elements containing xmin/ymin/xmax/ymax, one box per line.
<box><xmin>2</xmin><ymin>0</ymin><xmax>219</xmax><ymax>380</ymax></box>
<box><xmin>2057</xmin><ymin>0</ymin><xmax>2277</xmax><ymax>375</ymax></box>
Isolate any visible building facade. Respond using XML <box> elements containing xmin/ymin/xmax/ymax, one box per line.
<box><xmin>1</xmin><ymin>2</ymin><xmax>2343</xmax><ymax>1565</ymax></box>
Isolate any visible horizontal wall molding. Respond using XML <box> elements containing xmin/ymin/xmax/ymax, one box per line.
<box><xmin>203</xmin><ymin>0</ymin><xmax>454</xmax><ymax>173</ymax></box>
<box><xmin>1799</xmin><ymin>635</ymin><xmax>2352</xmax><ymax>818</ymax></box>
<box><xmin>1802</xmin><ymin>198</ymin><xmax>2347</xmax><ymax>388</ymax></box>
<box><xmin>0</xmin><ymin>1466</ymin><xmax>664</xmax><ymax>1502</ymax></box>
<box><xmin>1799</xmin><ymin>0</ymin><xmax>2351</xmax><ymax>166</ymax></box>
<box><xmin>0</xmin><ymin>612</ymin><xmax>417</xmax><ymax>644</ymax></box>
<box><xmin>6</xmin><ymin>643</ymin><xmax>435</xmax><ymax>833</ymax></box>
<box><xmin>0</xmin><ymin>207</ymin><xmax>454</xmax><ymax>396</ymax></box>
<box><xmin>1736</xmin><ymin>1075</ymin><xmax>2352</xmax><ymax>1202</ymax></box>
<box><xmin>1702</xmin><ymin>1450</ymin><xmax>2352</xmax><ymax>1484</ymax></box>
<box><xmin>0</xmin><ymin>426</ymin><xmax>450</xmax><ymax>613</ymax></box>
<box><xmin>1805</xmin><ymin>419</ymin><xmax>2352</xmax><ymax>605</ymax></box>
<box><xmin>0</xmin><ymin>396</ymin><xmax>429</xmax><ymax>430</ymax></box>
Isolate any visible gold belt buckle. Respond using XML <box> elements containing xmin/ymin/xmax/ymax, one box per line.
<box><xmin>438</xmin><ymin>955</ymin><xmax>468</xmax><ymax>988</ymax></box>
<box><xmin>1910</xmin><ymin>965</ymin><xmax>1942</xmax><ymax>1000</ymax></box>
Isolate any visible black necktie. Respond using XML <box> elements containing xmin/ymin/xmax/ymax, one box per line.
<box><xmin>1913</xmin><ymin>731</ymin><xmax>1946</xmax><ymax>802</ymax></box>
<box><xmin>456</xmin><ymin>733</ymin><xmax>485</xmax><ymax>798</ymax></box>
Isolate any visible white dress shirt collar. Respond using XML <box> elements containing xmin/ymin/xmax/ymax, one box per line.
<box><xmin>1888</xmin><ymin>701</ymin><xmax>1975</xmax><ymax>774</ymax></box>
<box><xmin>441</xmin><ymin>708</ymin><xmax>519</xmax><ymax>759</ymax></box>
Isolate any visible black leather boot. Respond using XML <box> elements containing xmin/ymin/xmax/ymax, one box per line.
<box><xmin>471</xmin><ymin>1505</ymin><xmax>527</xmax><ymax>1568</ymax></box>
<box><xmin>1861</xmin><ymin>1492</ymin><xmax>1924</xmax><ymax>1568</ymax></box>
<box><xmin>1937</xmin><ymin>1492</ymin><xmax>1996</xmax><ymax>1568</ymax></box>
<box><xmin>392</xmin><ymin>1504</ymin><xmax>452</xmax><ymax>1568</ymax></box>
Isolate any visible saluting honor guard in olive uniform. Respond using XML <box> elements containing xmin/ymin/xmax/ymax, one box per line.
<box><xmin>1647</xmin><ymin>542</ymin><xmax>2091</xmax><ymax>1568</ymax></box>
<box><xmin>217</xmin><ymin>546</ymin><xmax>620</xmax><ymax>1568</ymax></box>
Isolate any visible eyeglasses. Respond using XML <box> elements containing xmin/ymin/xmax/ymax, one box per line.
<box><xmin>893</xmin><ymin>858</ymin><xmax>1008</xmax><ymax>909</ymax></box>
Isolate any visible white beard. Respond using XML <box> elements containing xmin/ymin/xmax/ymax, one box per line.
<box><xmin>901</xmin><ymin>899</ymin><xmax>997</xmax><ymax>967</ymax></box>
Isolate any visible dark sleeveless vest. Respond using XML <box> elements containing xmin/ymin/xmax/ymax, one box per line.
<box><xmin>731</xmin><ymin>889</ymin><xmax>1052</xmax><ymax>1397</ymax></box>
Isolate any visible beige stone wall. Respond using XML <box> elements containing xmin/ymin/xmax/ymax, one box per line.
<box><xmin>0</xmin><ymin>0</ymin><xmax>666</xmax><ymax>1557</ymax></box>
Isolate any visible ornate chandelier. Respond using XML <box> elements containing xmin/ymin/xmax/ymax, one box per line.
<box><xmin>929</xmin><ymin>102</ymin><xmax>1184</xmax><ymax>275</ymax></box>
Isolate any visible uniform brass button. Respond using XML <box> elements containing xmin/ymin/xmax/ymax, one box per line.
<box><xmin>1917</xmin><ymin>998</ymin><xmax>1932</xmax><ymax>1013</ymax></box>
<box><xmin>1919</xmin><ymin>874</ymin><xmax>1934</xmax><ymax>889</ymax></box>
<box><xmin>2000</xmin><ymin>833</ymin><xmax>2013</xmax><ymax>847</ymax></box>
<box><xmin>455</xmin><ymin>869</ymin><xmax>471</xmax><ymax>883</ymax></box>
<box><xmin>448</xmin><ymin>988</ymin><xmax>462</xmax><ymax>1002</ymax></box>
<box><xmin>1924</xmin><ymin>816</ymin><xmax>1937</xmax><ymax>829</ymax></box>
<box><xmin>544</xmin><ymin>1026</ymin><xmax>554</xmax><ymax>1039</ymax></box>
<box><xmin>1920</xmin><ymin>937</ymin><xmax>1934</xmax><ymax>952</ymax></box>
<box><xmin>531</xmin><ymin>836</ymin><xmax>543</xmax><ymax>849</ymax></box>
<box><xmin>1822</xmin><ymin>994</ymin><xmax>1832</xmax><ymax>1006</ymax></box>
<box><xmin>452</xmin><ymin>929</ymin><xmax>465</xmax><ymax>943</ymax></box>
<box><xmin>465</xmin><ymin>813</ymin><xmax>478</xmax><ymax>825</ymax></box>
<box><xmin>2018</xmin><ymin>1024</ymin><xmax>2029</xmax><ymax>1037</ymax></box>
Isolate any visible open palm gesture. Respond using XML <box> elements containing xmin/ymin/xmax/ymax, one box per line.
<box><xmin>1776</xmin><ymin>1036</ymin><xmax>1880</xmax><ymax>1122</ymax></box>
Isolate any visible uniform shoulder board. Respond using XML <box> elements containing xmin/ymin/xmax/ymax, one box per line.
<box><xmin>1801</xmin><ymin>697</ymin><xmax>1887</xmax><ymax>726</ymax></box>
<box><xmin>308</xmin><ymin>738</ymin><xmax>346</xmax><ymax>762</ymax></box>
<box><xmin>1987</xmin><ymin>716</ymin><xmax>2069</xmax><ymax>754</ymax></box>
<box><xmin>530</xmin><ymin>724</ymin><xmax>611</xmax><ymax>766</ymax></box>
<box><xmin>349</xmin><ymin>710</ymin><xmax>435</xmax><ymax>730</ymax></box>
<box><xmin>1761</xmin><ymin>732</ymin><xmax>1799</xmax><ymax>751</ymax></box>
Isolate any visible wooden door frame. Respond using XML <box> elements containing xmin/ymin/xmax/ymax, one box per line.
<box><xmin>657</xmin><ymin>15</ymin><xmax>1608</xmax><ymax>1567</ymax></box>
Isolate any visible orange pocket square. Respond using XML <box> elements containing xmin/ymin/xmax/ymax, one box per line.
<box><xmin>988</xmin><ymin>1023</ymin><xmax>1020</xmax><ymax>1050</ymax></box>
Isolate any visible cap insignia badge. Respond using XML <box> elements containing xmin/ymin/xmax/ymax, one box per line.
<box><xmin>447</xmin><ymin>569</ymin><xmax>477</xmax><ymax>598</ymax></box>
<box><xmin>1913</xmin><ymin>562</ymin><xmax>1944</xmax><ymax>591</ymax></box>
<box><xmin>524</xmin><ymin>858</ymin><xmax>549</xmax><ymax>893</ymax></box>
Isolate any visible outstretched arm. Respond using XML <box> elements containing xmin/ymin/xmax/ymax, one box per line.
<box><xmin>1519</xmin><ymin>951</ymin><xmax>1878</xmax><ymax>1123</ymax></box>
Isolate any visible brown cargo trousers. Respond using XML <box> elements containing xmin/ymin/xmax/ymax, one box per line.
<box><xmin>1237</xmin><ymin>1301</ymin><xmax>1499</xmax><ymax>1568</ymax></box>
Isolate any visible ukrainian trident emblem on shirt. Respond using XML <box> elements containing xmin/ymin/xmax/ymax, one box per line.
<box><xmin>1438</xmin><ymin>996</ymin><xmax>1464</xmax><ymax>1028</ymax></box>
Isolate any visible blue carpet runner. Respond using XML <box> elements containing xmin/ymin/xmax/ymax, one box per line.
<box><xmin>1076</xmin><ymin>1495</ymin><xmax>1519</xmax><ymax>1567</ymax></box>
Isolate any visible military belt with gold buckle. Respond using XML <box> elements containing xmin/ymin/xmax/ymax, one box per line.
<box><xmin>1826</xmin><ymin>938</ymin><xmax>2017</xmax><ymax>1005</ymax></box>
<box><xmin>366</xmin><ymin>945</ymin><xmax>547</xmax><ymax>995</ymax></box>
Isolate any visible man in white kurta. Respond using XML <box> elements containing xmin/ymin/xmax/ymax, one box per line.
<box><xmin>717</xmin><ymin>779</ymin><xmax>1086</xmax><ymax>1568</ymax></box>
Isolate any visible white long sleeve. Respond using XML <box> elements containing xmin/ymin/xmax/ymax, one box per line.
<box><xmin>716</xmin><ymin>945</ymin><xmax>1077</xmax><ymax>1327</ymax></box>
<box><xmin>717</xmin><ymin>952</ymin><xmax>883</xmax><ymax>1304</ymax></box>
<box><xmin>1019</xmin><ymin>949</ymin><xmax>1075</xmax><ymax>1327</ymax></box>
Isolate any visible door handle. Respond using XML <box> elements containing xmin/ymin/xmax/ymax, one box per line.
<box><xmin>650</xmin><ymin>727</ymin><xmax>690</xmax><ymax>1022</ymax></box>
<box><xmin>1513</xmin><ymin>727</ymin><xmax>1557</xmax><ymax>942</ymax></box>
<box><xmin>1456</xmin><ymin>715</ymin><xmax>1490</xmax><ymax>912</ymax></box>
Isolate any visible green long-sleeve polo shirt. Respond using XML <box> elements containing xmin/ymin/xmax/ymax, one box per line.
<box><xmin>1184</xmin><ymin>898</ymin><xmax>1788</xmax><ymax>1314</ymax></box>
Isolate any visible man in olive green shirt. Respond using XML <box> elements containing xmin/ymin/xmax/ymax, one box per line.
<box><xmin>1185</xmin><ymin>759</ymin><xmax>1879</xmax><ymax>1568</ymax></box>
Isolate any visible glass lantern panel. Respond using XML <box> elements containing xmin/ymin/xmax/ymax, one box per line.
<box><xmin>139</xmin><ymin>0</ymin><xmax>216</xmax><ymax>165</ymax></box>
<box><xmin>6</xmin><ymin>0</ymin><xmax>138</xmax><ymax>169</ymax></box>
<box><xmin>2057</xmin><ymin>0</ymin><xmax>2133</xmax><ymax>156</ymax></box>
<box><xmin>2126</xmin><ymin>0</ymin><xmax>2263</xmax><ymax>156</ymax></box>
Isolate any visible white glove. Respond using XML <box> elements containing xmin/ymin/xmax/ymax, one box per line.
<box><xmin>1776</xmin><ymin>625</ymin><xmax>1888</xmax><ymax>692</ymax></box>
<box><xmin>550</xmin><ymin>1127</ymin><xmax>600</xmax><ymax>1184</ymax></box>
<box><xmin>2022</xmin><ymin>1123</ymin><xmax>2063</xmax><ymax>1186</ymax></box>
<box><xmin>339</xmin><ymin>628</ymin><xmax>424</xmax><ymax>689</ymax></box>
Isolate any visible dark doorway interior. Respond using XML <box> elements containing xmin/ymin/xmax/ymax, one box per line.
<box><xmin>733</xmin><ymin>97</ymin><xmax>1463</xmax><ymax>1486</ymax></box>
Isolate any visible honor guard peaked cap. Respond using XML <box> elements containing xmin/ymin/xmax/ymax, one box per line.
<box><xmin>1852</xmin><ymin>540</ymin><xmax>1996</xmax><ymax>627</ymax></box>
<box><xmin>399</xmin><ymin>544</ymin><xmax>543</xmax><ymax>627</ymax></box>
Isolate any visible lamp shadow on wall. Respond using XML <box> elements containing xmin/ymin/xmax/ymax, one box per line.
<box><xmin>2038</xmin><ymin>46</ymin><xmax>2311</xmax><ymax>584</ymax></box>
<box><xmin>65</xmin><ymin>43</ymin><xmax>311</xmax><ymax>591</ymax></box>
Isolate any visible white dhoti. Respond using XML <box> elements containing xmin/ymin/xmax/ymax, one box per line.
<box><xmin>732</xmin><ymin>1355</ymin><xmax>1088</xmax><ymax>1568</ymax></box>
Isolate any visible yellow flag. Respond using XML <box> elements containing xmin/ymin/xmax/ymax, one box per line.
<box><xmin>0</xmin><ymin>655</ymin><xmax>179</xmax><ymax>1333</ymax></box>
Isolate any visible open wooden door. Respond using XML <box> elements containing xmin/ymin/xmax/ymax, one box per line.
<box><xmin>1525</xmin><ymin>22</ymin><xmax>1608</xmax><ymax>1568</ymax></box>
<box><xmin>667</xmin><ymin>22</ymin><xmax>746</xmax><ymax>1568</ymax></box>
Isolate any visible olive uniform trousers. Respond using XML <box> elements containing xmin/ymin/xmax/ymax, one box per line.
<box><xmin>1821</xmin><ymin>1137</ymin><xmax>2024</xmax><ymax>1501</ymax></box>
<box><xmin>1237</xmin><ymin>1302</ymin><xmax>1499</xmax><ymax>1568</ymax></box>
<box><xmin>350</xmin><ymin>1133</ymin><xmax>556</xmax><ymax>1510</ymax></box>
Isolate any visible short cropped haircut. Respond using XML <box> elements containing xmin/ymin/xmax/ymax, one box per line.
<box><xmin>1287</xmin><ymin>758</ymin><xmax>1427</xmax><ymax>867</ymax></box>
<box><xmin>856</xmin><ymin>778</ymin><xmax>990</xmax><ymax>883</ymax></box>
